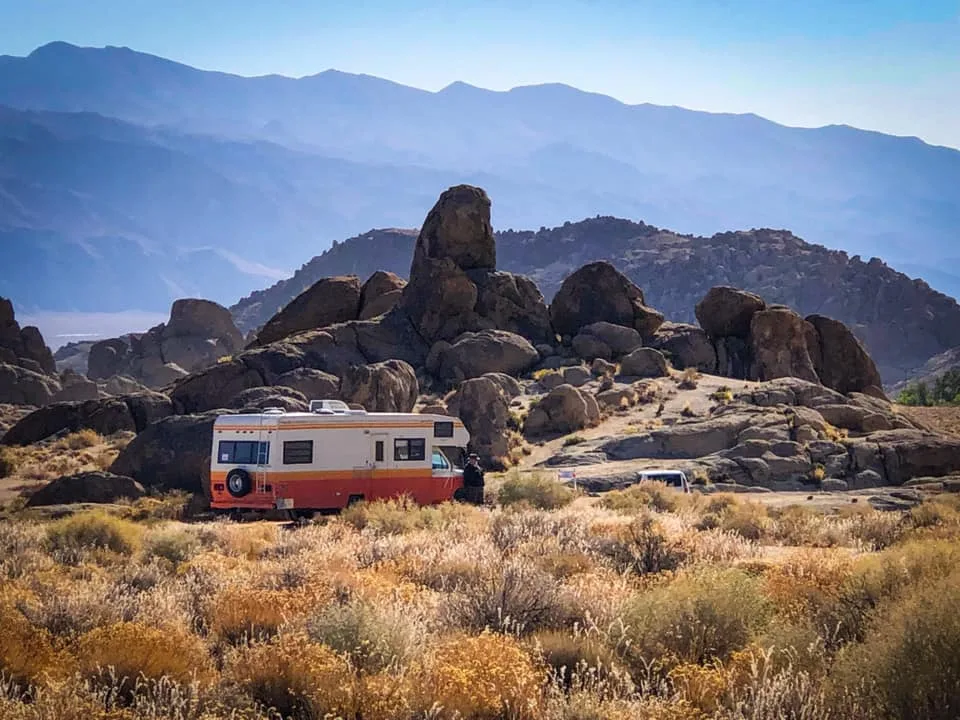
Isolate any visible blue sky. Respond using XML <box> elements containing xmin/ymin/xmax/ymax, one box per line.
<box><xmin>2</xmin><ymin>0</ymin><xmax>958</xmax><ymax>148</ymax></box>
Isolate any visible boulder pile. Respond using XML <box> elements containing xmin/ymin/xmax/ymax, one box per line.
<box><xmin>87</xmin><ymin>299</ymin><xmax>245</xmax><ymax>389</ymax></box>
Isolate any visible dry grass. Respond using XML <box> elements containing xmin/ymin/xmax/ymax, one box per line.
<box><xmin>897</xmin><ymin>404</ymin><xmax>960</xmax><ymax>437</ymax></box>
<box><xmin>0</xmin><ymin>480</ymin><xmax>957</xmax><ymax>718</ymax></box>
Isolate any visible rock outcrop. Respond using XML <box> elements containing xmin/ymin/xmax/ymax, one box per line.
<box><xmin>0</xmin><ymin>363</ymin><xmax>61</xmax><ymax>407</ymax></box>
<box><xmin>1</xmin><ymin>392</ymin><xmax>173</xmax><ymax>446</ymax></box>
<box><xmin>339</xmin><ymin>360</ymin><xmax>418</xmax><ymax>413</ymax></box>
<box><xmin>549</xmin><ymin>262</ymin><xmax>664</xmax><ymax>339</ymax></box>
<box><xmin>0</xmin><ymin>297</ymin><xmax>56</xmax><ymax>374</ymax></box>
<box><xmin>253</xmin><ymin>275</ymin><xmax>363</xmax><ymax>346</ymax></box>
<box><xmin>431</xmin><ymin>330</ymin><xmax>539</xmax><ymax>382</ymax></box>
<box><xmin>359</xmin><ymin>271</ymin><xmax>406</xmax><ymax>320</ymax></box>
<box><xmin>26</xmin><ymin>471</ymin><xmax>145</xmax><ymax>507</ymax></box>
<box><xmin>647</xmin><ymin>323</ymin><xmax>717</xmax><ymax>373</ymax></box>
<box><xmin>806</xmin><ymin>314</ymin><xmax>884</xmax><ymax>396</ymax></box>
<box><xmin>620</xmin><ymin>348</ymin><xmax>669</xmax><ymax>378</ymax></box>
<box><xmin>111</xmin><ymin>412</ymin><xmax>224</xmax><ymax>495</ymax></box>
<box><xmin>446</xmin><ymin>375</ymin><xmax>512</xmax><ymax>468</ymax></box>
<box><xmin>524</xmin><ymin>384</ymin><xmax>600</xmax><ymax>437</ymax></box>
<box><xmin>571</xmin><ymin>322</ymin><xmax>642</xmax><ymax>361</ymax></box>
<box><xmin>749</xmin><ymin>308</ymin><xmax>820</xmax><ymax>383</ymax></box>
<box><xmin>88</xmin><ymin>299</ymin><xmax>244</xmax><ymax>388</ymax></box>
<box><xmin>695</xmin><ymin>287</ymin><xmax>766</xmax><ymax>339</ymax></box>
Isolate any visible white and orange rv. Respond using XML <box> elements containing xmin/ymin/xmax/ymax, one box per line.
<box><xmin>209</xmin><ymin>400</ymin><xmax>470</xmax><ymax>514</ymax></box>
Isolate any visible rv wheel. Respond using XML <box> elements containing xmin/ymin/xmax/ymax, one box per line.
<box><xmin>226</xmin><ymin>469</ymin><xmax>252</xmax><ymax>498</ymax></box>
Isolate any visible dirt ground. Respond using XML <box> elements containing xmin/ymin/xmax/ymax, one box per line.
<box><xmin>896</xmin><ymin>404</ymin><xmax>960</xmax><ymax>437</ymax></box>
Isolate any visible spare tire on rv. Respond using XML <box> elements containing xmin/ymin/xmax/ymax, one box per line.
<box><xmin>226</xmin><ymin>468</ymin><xmax>252</xmax><ymax>498</ymax></box>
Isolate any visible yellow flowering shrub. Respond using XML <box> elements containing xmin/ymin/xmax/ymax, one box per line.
<box><xmin>209</xmin><ymin>585</ymin><xmax>329</xmax><ymax>643</ymax></box>
<box><xmin>411</xmin><ymin>632</ymin><xmax>544</xmax><ymax>720</ymax></box>
<box><xmin>0</xmin><ymin>600</ymin><xmax>72</xmax><ymax>686</ymax></box>
<box><xmin>73</xmin><ymin>621</ymin><xmax>214</xmax><ymax>689</ymax></box>
<box><xmin>223</xmin><ymin>632</ymin><xmax>353</xmax><ymax>718</ymax></box>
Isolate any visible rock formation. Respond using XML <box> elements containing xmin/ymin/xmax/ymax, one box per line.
<box><xmin>26</xmin><ymin>471</ymin><xmax>145</xmax><ymax>507</ymax></box>
<box><xmin>0</xmin><ymin>297</ymin><xmax>56</xmax><ymax>374</ymax></box>
<box><xmin>549</xmin><ymin>262</ymin><xmax>664</xmax><ymax>340</ymax></box>
<box><xmin>87</xmin><ymin>299</ymin><xmax>245</xmax><ymax>389</ymax></box>
<box><xmin>253</xmin><ymin>275</ymin><xmax>363</xmax><ymax>346</ymax></box>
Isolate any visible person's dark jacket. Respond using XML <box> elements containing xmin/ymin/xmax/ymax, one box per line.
<box><xmin>463</xmin><ymin>462</ymin><xmax>484</xmax><ymax>488</ymax></box>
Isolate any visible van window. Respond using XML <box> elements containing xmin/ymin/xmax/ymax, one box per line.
<box><xmin>644</xmin><ymin>472</ymin><xmax>684</xmax><ymax>487</ymax></box>
<box><xmin>433</xmin><ymin>421</ymin><xmax>454</xmax><ymax>438</ymax></box>
<box><xmin>282</xmin><ymin>440</ymin><xmax>313</xmax><ymax>465</ymax></box>
<box><xmin>394</xmin><ymin>438</ymin><xmax>426</xmax><ymax>462</ymax></box>
<box><xmin>219</xmin><ymin>441</ymin><xmax>269</xmax><ymax>465</ymax></box>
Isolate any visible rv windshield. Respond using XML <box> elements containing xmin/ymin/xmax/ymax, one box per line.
<box><xmin>432</xmin><ymin>448</ymin><xmax>451</xmax><ymax>471</ymax></box>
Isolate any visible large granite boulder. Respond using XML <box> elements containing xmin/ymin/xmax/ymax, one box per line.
<box><xmin>549</xmin><ymin>262</ymin><xmax>664</xmax><ymax>339</ymax></box>
<box><xmin>620</xmin><ymin>348</ymin><xmax>669</xmax><ymax>378</ymax></box>
<box><xmin>87</xmin><ymin>338</ymin><xmax>131</xmax><ymax>381</ymax></box>
<box><xmin>254</xmin><ymin>276</ymin><xmax>363</xmax><ymax>346</ymax></box>
<box><xmin>359</xmin><ymin>271</ymin><xmax>406</xmax><ymax>320</ymax></box>
<box><xmin>26</xmin><ymin>471</ymin><xmax>146</xmax><ymax>507</ymax></box>
<box><xmin>524</xmin><ymin>384</ymin><xmax>600</xmax><ymax>437</ymax></box>
<box><xmin>1</xmin><ymin>393</ymin><xmax>173</xmax><ymax>446</ymax></box>
<box><xmin>749</xmin><ymin>308</ymin><xmax>820</xmax><ymax>383</ymax></box>
<box><xmin>412</xmin><ymin>184</ymin><xmax>496</xmax><ymax>272</ymax></box>
<box><xmin>648</xmin><ymin>323</ymin><xmax>718</xmax><ymax>373</ymax></box>
<box><xmin>471</xmin><ymin>272</ymin><xmax>554</xmax><ymax>345</ymax></box>
<box><xmin>446</xmin><ymin>375</ymin><xmax>511</xmax><ymax>469</ymax></box>
<box><xmin>434</xmin><ymin>330</ymin><xmax>538</xmax><ymax>381</ymax></box>
<box><xmin>572</xmin><ymin>322</ymin><xmax>642</xmax><ymax>361</ymax></box>
<box><xmin>806</xmin><ymin>314</ymin><xmax>884</xmax><ymax>395</ymax></box>
<box><xmin>52</xmin><ymin>370</ymin><xmax>100</xmax><ymax>403</ymax></box>
<box><xmin>170</xmin><ymin>359</ymin><xmax>265</xmax><ymax>414</ymax></box>
<box><xmin>165</xmin><ymin>299</ymin><xmax>244</xmax><ymax>348</ymax></box>
<box><xmin>695</xmin><ymin>287</ymin><xmax>766</xmax><ymax>339</ymax></box>
<box><xmin>111</xmin><ymin>412</ymin><xmax>224</xmax><ymax>495</ymax></box>
<box><xmin>0</xmin><ymin>363</ymin><xmax>61</xmax><ymax>407</ymax></box>
<box><xmin>274</xmin><ymin>368</ymin><xmax>341</xmax><ymax>401</ymax></box>
<box><xmin>339</xmin><ymin>360</ymin><xmax>418</xmax><ymax>413</ymax></box>
<box><xmin>228</xmin><ymin>386</ymin><xmax>309</xmax><ymax>413</ymax></box>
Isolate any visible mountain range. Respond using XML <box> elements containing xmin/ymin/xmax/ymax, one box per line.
<box><xmin>1</xmin><ymin>41</ymin><xmax>959</xmax><ymax>319</ymax></box>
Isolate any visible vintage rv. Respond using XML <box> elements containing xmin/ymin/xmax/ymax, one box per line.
<box><xmin>209</xmin><ymin>400</ymin><xmax>470</xmax><ymax>514</ymax></box>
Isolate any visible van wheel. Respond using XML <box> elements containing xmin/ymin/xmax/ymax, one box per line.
<box><xmin>226</xmin><ymin>469</ymin><xmax>252</xmax><ymax>498</ymax></box>
<box><xmin>346</xmin><ymin>494</ymin><xmax>364</xmax><ymax>507</ymax></box>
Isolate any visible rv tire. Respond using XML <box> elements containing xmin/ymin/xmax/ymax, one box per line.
<box><xmin>226</xmin><ymin>468</ymin><xmax>253</xmax><ymax>498</ymax></box>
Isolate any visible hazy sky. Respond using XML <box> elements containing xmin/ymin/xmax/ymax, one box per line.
<box><xmin>2</xmin><ymin>0</ymin><xmax>958</xmax><ymax>148</ymax></box>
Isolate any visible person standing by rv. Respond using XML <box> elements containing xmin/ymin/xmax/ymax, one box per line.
<box><xmin>462</xmin><ymin>453</ymin><xmax>485</xmax><ymax>505</ymax></box>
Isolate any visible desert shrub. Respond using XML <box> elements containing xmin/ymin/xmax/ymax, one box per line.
<box><xmin>762</xmin><ymin>550</ymin><xmax>853</xmax><ymax>624</ymax></box>
<box><xmin>531</xmin><ymin>630</ymin><xmax>622</xmax><ymax>688</ymax></box>
<box><xmin>410</xmin><ymin>632</ymin><xmax>543</xmax><ymax>720</ymax></box>
<box><xmin>832</xmin><ymin>569</ymin><xmax>960</xmax><ymax>720</ymax></box>
<box><xmin>305</xmin><ymin>599</ymin><xmax>416</xmax><ymax>673</ymax></box>
<box><xmin>710</xmin><ymin>387</ymin><xmax>734</xmax><ymax>404</ymax></box>
<box><xmin>563</xmin><ymin>434</ymin><xmax>587</xmax><ymax>447</ymax></box>
<box><xmin>448</xmin><ymin>560</ymin><xmax>566</xmax><ymax>634</ymax></box>
<box><xmin>720</xmin><ymin>502</ymin><xmax>771</xmax><ymax>541</ymax></box>
<box><xmin>847</xmin><ymin>509</ymin><xmax>904</xmax><ymax>550</ymax></box>
<box><xmin>123</xmin><ymin>492</ymin><xmax>192</xmax><ymax>523</ymax></box>
<box><xmin>58</xmin><ymin>429</ymin><xmax>103</xmax><ymax>451</ymax></box>
<box><xmin>0</xmin><ymin>601</ymin><xmax>71</xmax><ymax>688</ymax></box>
<box><xmin>143</xmin><ymin>526</ymin><xmax>201</xmax><ymax>565</ymax></box>
<box><xmin>908</xmin><ymin>499</ymin><xmax>959</xmax><ymax>530</ymax></box>
<box><xmin>498</xmin><ymin>472</ymin><xmax>576</xmax><ymax>510</ymax></box>
<box><xmin>46</xmin><ymin>511</ymin><xmax>142</xmax><ymax>556</ymax></box>
<box><xmin>340</xmin><ymin>496</ymin><xmax>476</xmax><ymax>535</ymax></box>
<box><xmin>74</xmin><ymin>621</ymin><xmax>214</xmax><ymax>698</ymax></box>
<box><xmin>694</xmin><ymin>513</ymin><xmax>721</xmax><ymax>531</ymax></box>
<box><xmin>210</xmin><ymin>584</ymin><xmax>327</xmax><ymax>644</ymax></box>
<box><xmin>704</xmin><ymin>493</ymin><xmax>738</xmax><ymax>515</ymax></box>
<box><xmin>817</xmin><ymin>539</ymin><xmax>960</xmax><ymax>648</ymax></box>
<box><xmin>616</xmin><ymin>568</ymin><xmax>771</xmax><ymax>675</ymax></box>
<box><xmin>224</xmin><ymin>632</ymin><xmax>353</xmax><ymax>719</ymax></box>
<box><xmin>537</xmin><ymin>550</ymin><xmax>594</xmax><ymax>579</ymax></box>
<box><xmin>677</xmin><ymin>368</ymin><xmax>700</xmax><ymax>390</ymax></box>
<box><xmin>0</xmin><ymin>447</ymin><xmax>16</xmax><ymax>479</ymax></box>
<box><xmin>600</xmin><ymin>481</ymin><xmax>679</xmax><ymax>513</ymax></box>
<box><xmin>594</xmin><ymin>513</ymin><xmax>688</xmax><ymax>575</ymax></box>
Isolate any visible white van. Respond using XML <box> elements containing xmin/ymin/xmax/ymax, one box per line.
<box><xmin>637</xmin><ymin>469</ymin><xmax>690</xmax><ymax>493</ymax></box>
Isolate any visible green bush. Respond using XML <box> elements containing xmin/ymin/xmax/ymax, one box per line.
<box><xmin>46</xmin><ymin>511</ymin><xmax>142</xmax><ymax>556</ymax></box>
<box><xmin>305</xmin><ymin>599</ymin><xmax>414</xmax><ymax>673</ymax></box>
<box><xmin>896</xmin><ymin>369</ymin><xmax>960</xmax><ymax>406</ymax></box>
<box><xmin>498</xmin><ymin>472</ymin><xmax>575</xmax><ymax>510</ymax></box>
<box><xmin>832</xmin><ymin>569</ymin><xmax>960</xmax><ymax>720</ymax></box>
<box><xmin>616</xmin><ymin>568</ymin><xmax>771</xmax><ymax>674</ymax></box>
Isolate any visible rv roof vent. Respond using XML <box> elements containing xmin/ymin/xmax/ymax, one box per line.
<box><xmin>262</xmin><ymin>407</ymin><xmax>286</xmax><ymax>415</ymax></box>
<box><xmin>310</xmin><ymin>399</ymin><xmax>350</xmax><ymax>414</ymax></box>
<box><xmin>345</xmin><ymin>408</ymin><xmax>368</xmax><ymax>415</ymax></box>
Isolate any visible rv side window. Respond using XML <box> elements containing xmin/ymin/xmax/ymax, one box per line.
<box><xmin>433</xmin><ymin>421</ymin><xmax>454</xmax><ymax>438</ymax></box>
<box><xmin>282</xmin><ymin>440</ymin><xmax>313</xmax><ymax>465</ymax></box>
<box><xmin>218</xmin><ymin>441</ymin><xmax>269</xmax><ymax>465</ymax></box>
<box><xmin>375</xmin><ymin>441</ymin><xmax>384</xmax><ymax>462</ymax></box>
<box><xmin>394</xmin><ymin>438</ymin><xmax>426</xmax><ymax>462</ymax></box>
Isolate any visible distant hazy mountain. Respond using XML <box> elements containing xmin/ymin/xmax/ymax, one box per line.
<box><xmin>231</xmin><ymin>219</ymin><xmax>960</xmax><ymax>385</ymax></box>
<box><xmin>1</xmin><ymin>41</ymin><xmax>959</xmax><ymax>313</ymax></box>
